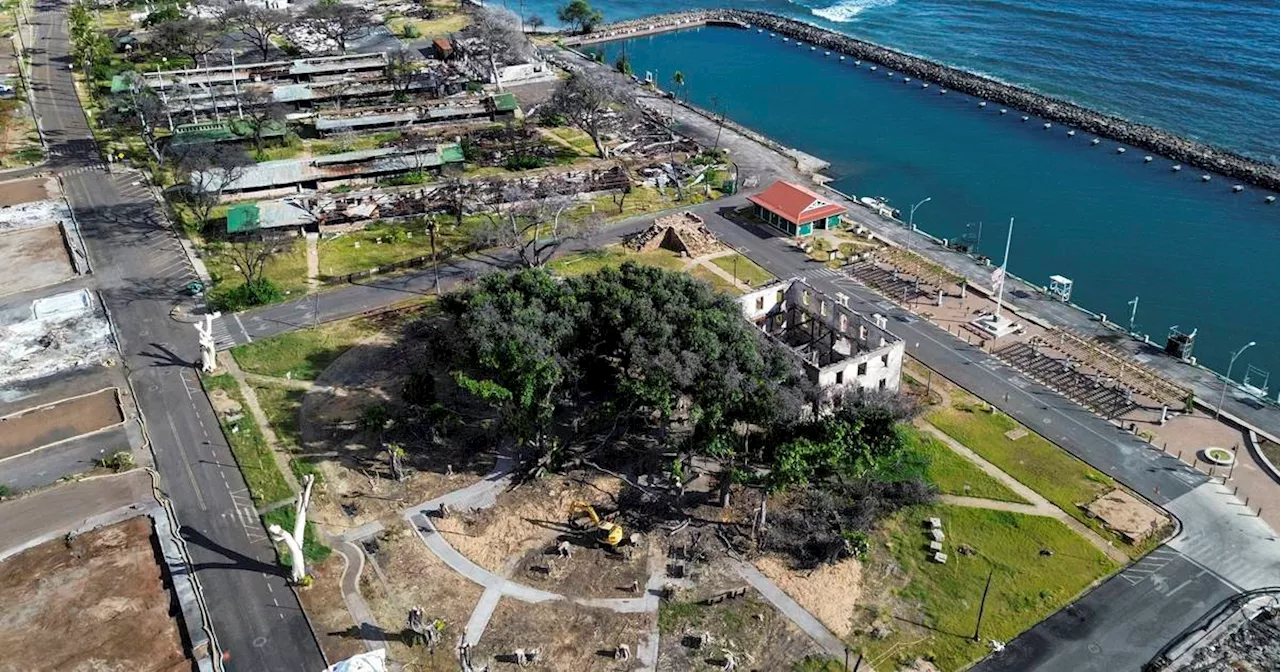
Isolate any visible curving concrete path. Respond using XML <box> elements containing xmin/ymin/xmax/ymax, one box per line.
<box><xmin>391</xmin><ymin>452</ymin><xmax>848</xmax><ymax>669</ymax></box>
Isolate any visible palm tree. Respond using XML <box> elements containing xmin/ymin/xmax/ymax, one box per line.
<box><xmin>672</xmin><ymin>70</ymin><xmax>686</xmax><ymax>101</ymax></box>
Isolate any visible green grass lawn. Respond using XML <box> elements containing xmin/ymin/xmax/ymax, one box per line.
<box><xmin>385</xmin><ymin>13</ymin><xmax>470</xmax><ymax>38</ymax></box>
<box><xmin>317</xmin><ymin>219</ymin><xmax>472</xmax><ymax>280</ymax></box>
<box><xmin>548</xmin><ymin>245</ymin><xmax>687</xmax><ymax>277</ymax></box>
<box><xmin>900</xmin><ymin>425</ymin><xmax>1028</xmax><ymax>504</ymax></box>
<box><xmin>251</xmin><ymin>383</ymin><xmax>304</xmax><ymax>449</ymax></box>
<box><xmin>690</xmin><ymin>264</ymin><xmax>742</xmax><ymax>295</ymax></box>
<box><xmin>709</xmin><ymin>253</ymin><xmax>775</xmax><ymax>288</ymax></box>
<box><xmin>201</xmin><ymin>374</ymin><xmax>293</xmax><ymax>506</ymax></box>
<box><xmin>204</xmin><ymin>237</ymin><xmax>310</xmax><ymax>301</ymax></box>
<box><xmin>927</xmin><ymin>394</ymin><xmax>1138</xmax><ymax>556</ymax></box>
<box><xmin>863</xmin><ymin>504</ymin><xmax>1118</xmax><ymax>670</ymax></box>
<box><xmin>230</xmin><ymin>316</ymin><xmax>380</xmax><ymax>381</ymax></box>
<box><xmin>572</xmin><ymin>185</ymin><xmax>723</xmax><ymax>223</ymax></box>
<box><xmin>541</xmin><ymin>126</ymin><xmax>598</xmax><ymax>157</ymax></box>
<box><xmin>309</xmin><ymin>131</ymin><xmax>402</xmax><ymax>156</ymax></box>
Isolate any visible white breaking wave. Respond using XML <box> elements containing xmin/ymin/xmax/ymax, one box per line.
<box><xmin>810</xmin><ymin>0</ymin><xmax>898</xmax><ymax>23</ymax></box>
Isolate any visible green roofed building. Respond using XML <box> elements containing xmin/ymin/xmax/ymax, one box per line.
<box><xmin>226</xmin><ymin>203</ymin><xmax>261</xmax><ymax>234</ymax></box>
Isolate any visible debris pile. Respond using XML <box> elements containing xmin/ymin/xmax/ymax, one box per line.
<box><xmin>0</xmin><ymin>289</ymin><xmax>114</xmax><ymax>387</ymax></box>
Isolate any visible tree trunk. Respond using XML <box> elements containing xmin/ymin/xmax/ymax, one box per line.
<box><xmin>489</xmin><ymin>54</ymin><xmax>503</xmax><ymax>92</ymax></box>
<box><xmin>719</xmin><ymin>465</ymin><xmax>732</xmax><ymax>508</ymax></box>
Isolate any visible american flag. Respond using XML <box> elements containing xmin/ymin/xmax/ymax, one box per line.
<box><xmin>990</xmin><ymin>266</ymin><xmax>1006</xmax><ymax>292</ymax></box>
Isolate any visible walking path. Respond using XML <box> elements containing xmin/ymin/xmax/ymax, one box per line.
<box><xmin>686</xmin><ymin>250</ymin><xmax>754</xmax><ymax>293</ymax></box>
<box><xmin>731</xmin><ymin>559</ymin><xmax>846</xmax><ymax>657</ymax></box>
<box><xmin>366</xmin><ymin>449</ymin><xmax>838</xmax><ymax>669</ymax></box>
<box><xmin>917</xmin><ymin>421</ymin><xmax>1131</xmax><ymax>564</ymax></box>
<box><xmin>243</xmin><ymin>371</ymin><xmax>344</xmax><ymax>395</ymax></box>
<box><xmin>306</xmin><ymin>233</ymin><xmax>319</xmax><ymax>292</ymax></box>
<box><xmin>216</xmin><ymin>351</ymin><xmax>301</xmax><ymax>494</ymax></box>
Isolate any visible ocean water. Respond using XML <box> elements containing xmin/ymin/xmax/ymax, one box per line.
<box><xmin>515</xmin><ymin>0</ymin><xmax>1280</xmax><ymax>163</ymax></box>
<box><xmin>583</xmin><ymin>26</ymin><xmax>1280</xmax><ymax>384</ymax></box>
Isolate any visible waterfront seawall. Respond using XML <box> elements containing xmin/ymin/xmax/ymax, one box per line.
<box><xmin>575</xmin><ymin>9</ymin><xmax>1280</xmax><ymax>193</ymax></box>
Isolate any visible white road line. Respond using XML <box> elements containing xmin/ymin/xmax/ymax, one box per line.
<box><xmin>233</xmin><ymin>313</ymin><xmax>253</xmax><ymax>343</ymax></box>
<box><xmin>267</xmin><ymin>582</ymin><xmax>274</xmax><ymax>593</ymax></box>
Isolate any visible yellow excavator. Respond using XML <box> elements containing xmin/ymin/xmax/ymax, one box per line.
<box><xmin>569</xmin><ymin>501</ymin><xmax>624</xmax><ymax>547</ymax></box>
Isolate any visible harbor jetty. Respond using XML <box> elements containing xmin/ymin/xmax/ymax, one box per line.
<box><xmin>565</xmin><ymin>10</ymin><xmax>1280</xmax><ymax>193</ymax></box>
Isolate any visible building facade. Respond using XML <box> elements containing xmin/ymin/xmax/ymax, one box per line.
<box><xmin>746</xmin><ymin>180</ymin><xmax>848</xmax><ymax>237</ymax></box>
<box><xmin>740</xmin><ymin>278</ymin><xmax>904</xmax><ymax>393</ymax></box>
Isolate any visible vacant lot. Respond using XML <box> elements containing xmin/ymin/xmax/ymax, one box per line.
<box><xmin>0</xmin><ymin>176</ymin><xmax>48</xmax><ymax>206</ymax></box>
<box><xmin>0</xmin><ymin>516</ymin><xmax>191</xmax><ymax>672</ymax></box>
<box><xmin>0</xmin><ymin>225</ymin><xmax>75</xmax><ymax>296</ymax></box>
<box><xmin>0</xmin><ymin>387</ymin><xmax>123</xmax><ymax>458</ymax></box>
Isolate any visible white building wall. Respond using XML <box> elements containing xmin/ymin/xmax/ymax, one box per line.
<box><xmin>739</xmin><ymin>278</ymin><xmax>905</xmax><ymax>394</ymax></box>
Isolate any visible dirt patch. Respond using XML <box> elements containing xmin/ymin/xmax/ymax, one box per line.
<box><xmin>0</xmin><ymin>387</ymin><xmax>123</xmax><ymax>459</ymax></box>
<box><xmin>755</xmin><ymin>554</ymin><xmax>861</xmax><ymax>638</ymax></box>
<box><xmin>0</xmin><ymin>516</ymin><xmax>191</xmax><ymax>672</ymax></box>
<box><xmin>1084</xmin><ymin>488</ymin><xmax>1168</xmax><ymax>544</ymax></box>
<box><xmin>359</xmin><ymin>523</ymin><xmax>484</xmax><ymax>671</ymax></box>
<box><xmin>515</xmin><ymin>530</ymin><xmax>651</xmax><ymax>599</ymax></box>
<box><xmin>299</xmin><ymin>554</ymin><xmax>365</xmax><ymax>665</ymax></box>
<box><xmin>474</xmin><ymin>597</ymin><xmax>651</xmax><ymax>671</ymax></box>
<box><xmin>0</xmin><ymin>177</ymin><xmax>49</xmax><ymax>207</ymax></box>
<box><xmin>657</xmin><ymin>592</ymin><xmax>826</xmax><ymax>672</ymax></box>
<box><xmin>300</xmin><ymin>335</ymin><xmax>496</xmax><ymax>534</ymax></box>
<box><xmin>208</xmin><ymin>388</ymin><xmax>243</xmax><ymax>417</ymax></box>
<box><xmin>433</xmin><ymin>474</ymin><xmax>624</xmax><ymax>574</ymax></box>
<box><xmin>0</xmin><ymin>225</ymin><xmax>75</xmax><ymax>297</ymax></box>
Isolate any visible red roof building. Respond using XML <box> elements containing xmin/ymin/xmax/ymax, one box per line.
<box><xmin>747</xmin><ymin>180</ymin><xmax>847</xmax><ymax>236</ymax></box>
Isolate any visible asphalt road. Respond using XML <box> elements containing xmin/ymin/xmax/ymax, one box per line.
<box><xmin>25</xmin><ymin>1</ymin><xmax>325</xmax><ymax>669</ymax></box>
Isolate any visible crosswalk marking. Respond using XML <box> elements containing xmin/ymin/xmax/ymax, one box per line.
<box><xmin>57</xmin><ymin>163</ymin><xmax>105</xmax><ymax>176</ymax></box>
<box><xmin>804</xmin><ymin>267</ymin><xmax>845</xmax><ymax>279</ymax></box>
<box><xmin>210</xmin><ymin>316</ymin><xmax>238</xmax><ymax>350</ymax></box>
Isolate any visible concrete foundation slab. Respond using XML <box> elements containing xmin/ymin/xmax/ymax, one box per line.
<box><xmin>0</xmin><ymin>225</ymin><xmax>76</xmax><ymax>297</ymax></box>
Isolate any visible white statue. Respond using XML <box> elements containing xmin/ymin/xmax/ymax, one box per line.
<box><xmin>268</xmin><ymin>474</ymin><xmax>315</xmax><ymax>584</ymax></box>
<box><xmin>195</xmin><ymin>314</ymin><xmax>217</xmax><ymax>373</ymax></box>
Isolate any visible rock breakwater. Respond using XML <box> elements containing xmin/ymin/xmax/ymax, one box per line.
<box><xmin>575</xmin><ymin>9</ymin><xmax>1280</xmax><ymax>192</ymax></box>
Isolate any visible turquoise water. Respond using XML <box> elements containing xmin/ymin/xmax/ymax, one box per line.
<box><xmin>589</xmin><ymin>28</ymin><xmax>1280</xmax><ymax>380</ymax></box>
<box><xmin>516</xmin><ymin>0</ymin><xmax>1280</xmax><ymax>161</ymax></box>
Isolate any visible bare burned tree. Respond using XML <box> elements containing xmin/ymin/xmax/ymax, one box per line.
<box><xmin>238</xmin><ymin>88</ymin><xmax>288</xmax><ymax>154</ymax></box>
<box><xmin>172</xmin><ymin>143</ymin><xmax>252</xmax><ymax>231</ymax></box>
<box><xmin>545</xmin><ymin>70</ymin><xmax>635</xmax><ymax>158</ymax></box>
<box><xmin>302</xmin><ymin>0</ymin><xmax>371</xmax><ymax>54</ymax></box>
<box><xmin>472</xmin><ymin>183</ymin><xmax>602</xmax><ymax>267</ymax></box>
<box><xmin>226</xmin><ymin>4</ymin><xmax>290</xmax><ymax>62</ymax></box>
<box><xmin>103</xmin><ymin>72</ymin><xmax>168</xmax><ymax>165</ymax></box>
<box><xmin>152</xmin><ymin>16</ymin><xmax>224</xmax><ymax>65</ymax></box>
<box><xmin>470</xmin><ymin>5</ymin><xmax>531</xmax><ymax>92</ymax></box>
<box><xmin>609</xmin><ymin>161</ymin><xmax>635</xmax><ymax>214</ymax></box>
<box><xmin>385</xmin><ymin>49</ymin><xmax>426</xmax><ymax>100</ymax></box>
<box><xmin>218</xmin><ymin>230</ymin><xmax>285</xmax><ymax>288</ymax></box>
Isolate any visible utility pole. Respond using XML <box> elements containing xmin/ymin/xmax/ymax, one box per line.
<box><xmin>1127</xmin><ymin>296</ymin><xmax>1139</xmax><ymax>334</ymax></box>
<box><xmin>973</xmin><ymin>565</ymin><xmax>995</xmax><ymax>641</ymax></box>
<box><xmin>902</xmin><ymin>196</ymin><xmax>931</xmax><ymax>303</ymax></box>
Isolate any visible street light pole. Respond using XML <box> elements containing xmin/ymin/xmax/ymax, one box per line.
<box><xmin>1216</xmin><ymin>340</ymin><xmax>1257</xmax><ymax>419</ymax></box>
<box><xmin>902</xmin><ymin>196</ymin><xmax>931</xmax><ymax>303</ymax></box>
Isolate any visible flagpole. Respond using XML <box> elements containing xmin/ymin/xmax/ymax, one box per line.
<box><xmin>993</xmin><ymin>217</ymin><xmax>1014</xmax><ymax>321</ymax></box>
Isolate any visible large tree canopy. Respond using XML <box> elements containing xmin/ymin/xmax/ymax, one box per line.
<box><xmin>434</xmin><ymin>263</ymin><xmax>808</xmax><ymax>462</ymax></box>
